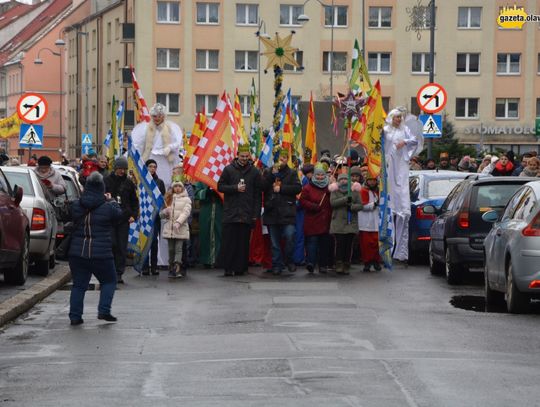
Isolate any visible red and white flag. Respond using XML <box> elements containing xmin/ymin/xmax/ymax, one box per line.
<box><xmin>131</xmin><ymin>66</ymin><xmax>151</xmax><ymax>123</ymax></box>
<box><xmin>185</xmin><ymin>92</ymin><xmax>239</xmax><ymax>198</ymax></box>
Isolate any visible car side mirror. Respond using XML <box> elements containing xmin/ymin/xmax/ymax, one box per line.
<box><xmin>12</xmin><ymin>185</ymin><xmax>23</xmax><ymax>207</ymax></box>
<box><xmin>482</xmin><ymin>210</ymin><xmax>499</xmax><ymax>223</ymax></box>
<box><xmin>423</xmin><ymin>205</ymin><xmax>437</xmax><ymax>215</ymax></box>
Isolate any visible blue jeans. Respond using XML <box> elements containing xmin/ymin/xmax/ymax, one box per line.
<box><xmin>268</xmin><ymin>224</ymin><xmax>296</xmax><ymax>271</ymax></box>
<box><xmin>305</xmin><ymin>234</ymin><xmax>331</xmax><ymax>268</ymax></box>
<box><xmin>69</xmin><ymin>257</ymin><xmax>117</xmax><ymax>320</ymax></box>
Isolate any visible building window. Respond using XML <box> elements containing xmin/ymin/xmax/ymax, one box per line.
<box><xmin>115</xmin><ymin>60</ymin><xmax>119</xmax><ymax>82</ymax></box>
<box><xmin>538</xmin><ymin>53</ymin><xmax>540</xmax><ymax>73</ymax></box>
<box><xmin>107</xmin><ymin>22</ymin><xmax>111</xmax><ymax>43</ymax></box>
<box><xmin>280</xmin><ymin>4</ymin><xmax>303</xmax><ymax>26</ymax></box>
<box><xmin>156</xmin><ymin>93</ymin><xmax>180</xmax><ymax>114</ymax></box>
<box><xmin>284</xmin><ymin>51</ymin><xmax>303</xmax><ymax>72</ymax></box>
<box><xmin>382</xmin><ymin>97</ymin><xmax>390</xmax><ymax>113</ymax></box>
<box><xmin>455</xmin><ymin>98</ymin><xmax>479</xmax><ymax>118</ymax></box>
<box><xmin>536</xmin><ymin>98</ymin><xmax>540</xmax><ymax>117</ymax></box>
<box><xmin>496</xmin><ymin>98</ymin><xmax>519</xmax><ymax>119</ymax></box>
<box><xmin>115</xmin><ymin>18</ymin><xmax>120</xmax><ymax>39</ymax></box>
<box><xmin>497</xmin><ymin>53</ymin><xmax>520</xmax><ymax>75</ymax></box>
<box><xmin>236</xmin><ymin>4</ymin><xmax>258</xmax><ymax>25</ymax></box>
<box><xmin>157</xmin><ymin>1</ymin><xmax>180</xmax><ymax>23</ymax></box>
<box><xmin>92</xmin><ymin>29</ymin><xmax>96</xmax><ymax>49</ymax></box>
<box><xmin>157</xmin><ymin>48</ymin><xmax>180</xmax><ymax>69</ymax></box>
<box><xmin>324</xmin><ymin>6</ymin><xmax>347</xmax><ymax>27</ymax></box>
<box><xmin>235</xmin><ymin>50</ymin><xmax>258</xmax><ymax>71</ymax></box>
<box><xmin>239</xmin><ymin>95</ymin><xmax>250</xmax><ymax>116</ymax></box>
<box><xmin>92</xmin><ymin>68</ymin><xmax>96</xmax><ymax>88</ymax></box>
<box><xmin>92</xmin><ymin>105</ymin><xmax>96</xmax><ymax>125</ymax></box>
<box><xmin>196</xmin><ymin>49</ymin><xmax>219</xmax><ymax>70</ymax></box>
<box><xmin>196</xmin><ymin>2</ymin><xmax>219</xmax><ymax>24</ymax></box>
<box><xmin>367</xmin><ymin>52</ymin><xmax>391</xmax><ymax>73</ymax></box>
<box><xmin>107</xmin><ymin>63</ymin><xmax>111</xmax><ymax>84</ymax></box>
<box><xmin>322</xmin><ymin>51</ymin><xmax>347</xmax><ymax>73</ymax></box>
<box><xmin>456</xmin><ymin>53</ymin><xmax>479</xmax><ymax>74</ymax></box>
<box><xmin>195</xmin><ymin>94</ymin><xmax>218</xmax><ymax>114</ymax></box>
<box><xmin>368</xmin><ymin>7</ymin><xmax>391</xmax><ymax>28</ymax></box>
<box><xmin>458</xmin><ymin>7</ymin><xmax>481</xmax><ymax>28</ymax></box>
<box><xmin>410</xmin><ymin>97</ymin><xmax>421</xmax><ymax>116</ymax></box>
<box><xmin>411</xmin><ymin>53</ymin><xmax>433</xmax><ymax>74</ymax></box>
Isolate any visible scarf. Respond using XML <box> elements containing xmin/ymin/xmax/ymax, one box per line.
<box><xmin>495</xmin><ymin>161</ymin><xmax>514</xmax><ymax>174</ymax></box>
<box><xmin>311</xmin><ymin>176</ymin><xmax>328</xmax><ymax>189</ymax></box>
<box><xmin>338</xmin><ymin>183</ymin><xmax>348</xmax><ymax>193</ymax></box>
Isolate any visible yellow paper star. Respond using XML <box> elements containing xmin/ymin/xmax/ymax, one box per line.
<box><xmin>260</xmin><ymin>32</ymin><xmax>300</xmax><ymax>70</ymax></box>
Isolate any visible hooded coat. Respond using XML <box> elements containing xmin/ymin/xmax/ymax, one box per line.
<box><xmin>68</xmin><ymin>177</ymin><xmax>123</xmax><ymax>259</ymax></box>
<box><xmin>33</xmin><ymin>166</ymin><xmax>66</xmax><ymax>196</ymax></box>
<box><xmin>160</xmin><ymin>187</ymin><xmax>192</xmax><ymax>240</ymax></box>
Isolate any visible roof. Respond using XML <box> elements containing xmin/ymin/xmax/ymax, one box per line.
<box><xmin>467</xmin><ymin>176</ymin><xmax>534</xmax><ymax>185</ymax></box>
<box><xmin>0</xmin><ymin>0</ymin><xmax>71</xmax><ymax>65</ymax></box>
<box><xmin>0</xmin><ymin>1</ymin><xmax>42</xmax><ymax>30</ymax></box>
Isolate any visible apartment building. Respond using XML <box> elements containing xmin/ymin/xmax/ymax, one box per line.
<box><xmin>63</xmin><ymin>0</ymin><xmax>540</xmax><ymax>156</ymax></box>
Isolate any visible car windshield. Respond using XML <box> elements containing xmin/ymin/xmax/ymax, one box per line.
<box><xmin>474</xmin><ymin>184</ymin><xmax>524</xmax><ymax>211</ymax></box>
<box><xmin>426</xmin><ymin>179</ymin><xmax>464</xmax><ymax>198</ymax></box>
<box><xmin>3</xmin><ymin>172</ymin><xmax>34</xmax><ymax>197</ymax></box>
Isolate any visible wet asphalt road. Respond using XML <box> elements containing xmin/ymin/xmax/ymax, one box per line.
<box><xmin>0</xmin><ymin>263</ymin><xmax>539</xmax><ymax>406</ymax></box>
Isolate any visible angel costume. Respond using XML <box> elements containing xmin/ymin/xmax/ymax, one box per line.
<box><xmin>131</xmin><ymin>103</ymin><xmax>183</xmax><ymax>190</ymax></box>
<box><xmin>131</xmin><ymin>103</ymin><xmax>183</xmax><ymax>266</ymax></box>
<box><xmin>383</xmin><ymin>107</ymin><xmax>423</xmax><ymax>262</ymax></box>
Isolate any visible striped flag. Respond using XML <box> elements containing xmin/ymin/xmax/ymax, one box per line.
<box><xmin>107</xmin><ymin>96</ymin><xmax>119</xmax><ymax>167</ymax></box>
<box><xmin>350</xmin><ymin>39</ymin><xmax>372</xmax><ymax>96</ymax></box>
<box><xmin>233</xmin><ymin>89</ymin><xmax>249</xmax><ymax>145</ymax></box>
<box><xmin>185</xmin><ymin>92</ymin><xmax>239</xmax><ymax>199</ymax></box>
<box><xmin>184</xmin><ymin>108</ymin><xmax>207</xmax><ymax>173</ymax></box>
<box><xmin>131</xmin><ymin>65</ymin><xmax>151</xmax><ymax>123</ymax></box>
<box><xmin>304</xmin><ymin>92</ymin><xmax>317</xmax><ymax>165</ymax></box>
<box><xmin>248</xmin><ymin>78</ymin><xmax>261</xmax><ymax>157</ymax></box>
<box><xmin>127</xmin><ymin>136</ymin><xmax>165</xmax><ymax>273</ymax></box>
<box><xmin>292</xmin><ymin>101</ymin><xmax>303</xmax><ymax>165</ymax></box>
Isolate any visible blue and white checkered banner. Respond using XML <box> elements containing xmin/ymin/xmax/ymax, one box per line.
<box><xmin>127</xmin><ymin>136</ymin><xmax>164</xmax><ymax>273</ymax></box>
<box><xmin>378</xmin><ymin>130</ymin><xmax>394</xmax><ymax>270</ymax></box>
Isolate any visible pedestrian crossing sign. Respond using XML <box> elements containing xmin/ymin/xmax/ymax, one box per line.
<box><xmin>81</xmin><ymin>133</ymin><xmax>93</xmax><ymax>154</ymax></box>
<box><xmin>419</xmin><ymin>114</ymin><xmax>442</xmax><ymax>138</ymax></box>
<box><xmin>19</xmin><ymin>123</ymin><xmax>43</xmax><ymax>148</ymax></box>
<box><xmin>82</xmin><ymin>134</ymin><xmax>92</xmax><ymax>145</ymax></box>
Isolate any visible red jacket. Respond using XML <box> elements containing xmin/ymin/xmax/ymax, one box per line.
<box><xmin>299</xmin><ymin>182</ymin><xmax>332</xmax><ymax>236</ymax></box>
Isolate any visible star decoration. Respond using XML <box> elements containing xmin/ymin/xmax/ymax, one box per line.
<box><xmin>259</xmin><ymin>32</ymin><xmax>300</xmax><ymax>70</ymax></box>
<box><xmin>334</xmin><ymin>91</ymin><xmax>366</xmax><ymax>121</ymax></box>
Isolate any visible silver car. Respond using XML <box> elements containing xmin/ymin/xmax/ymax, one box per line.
<box><xmin>483</xmin><ymin>180</ymin><xmax>540</xmax><ymax>313</ymax></box>
<box><xmin>2</xmin><ymin>166</ymin><xmax>58</xmax><ymax>276</ymax></box>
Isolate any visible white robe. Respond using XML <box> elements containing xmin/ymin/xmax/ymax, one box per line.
<box><xmin>131</xmin><ymin>120</ymin><xmax>183</xmax><ymax>189</ymax></box>
<box><xmin>131</xmin><ymin>120</ymin><xmax>183</xmax><ymax>266</ymax></box>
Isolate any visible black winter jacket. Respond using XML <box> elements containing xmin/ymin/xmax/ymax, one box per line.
<box><xmin>217</xmin><ymin>159</ymin><xmax>262</xmax><ymax>224</ymax></box>
<box><xmin>104</xmin><ymin>173</ymin><xmax>139</xmax><ymax>222</ymax></box>
<box><xmin>68</xmin><ymin>190</ymin><xmax>123</xmax><ymax>259</ymax></box>
<box><xmin>261</xmin><ymin>166</ymin><xmax>302</xmax><ymax>225</ymax></box>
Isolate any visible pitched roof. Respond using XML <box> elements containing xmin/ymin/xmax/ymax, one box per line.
<box><xmin>0</xmin><ymin>0</ymin><xmax>72</xmax><ymax>65</ymax></box>
<box><xmin>0</xmin><ymin>1</ymin><xmax>42</xmax><ymax>30</ymax></box>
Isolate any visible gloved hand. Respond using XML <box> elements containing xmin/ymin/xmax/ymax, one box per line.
<box><xmin>162</xmin><ymin>146</ymin><xmax>171</xmax><ymax>156</ymax></box>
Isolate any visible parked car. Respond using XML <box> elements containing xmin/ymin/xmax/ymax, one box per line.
<box><xmin>483</xmin><ymin>180</ymin><xmax>540</xmax><ymax>313</ymax></box>
<box><xmin>2</xmin><ymin>167</ymin><xmax>58</xmax><ymax>276</ymax></box>
<box><xmin>408</xmin><ymin>170</ymin><xmax>469</xmax><ymax>262</ymax></box>
<box><xmin>427</xmin><ymin>175</ymin><xmax>534</xmax><ymax>284</ymax></box>
<box><xmin>0</xmin><ymin>167</ymin><xmax>30</xmax><ymax>285</ymax></box>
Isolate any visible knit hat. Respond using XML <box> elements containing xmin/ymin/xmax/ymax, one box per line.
<box><xmin>85</xmin><ymin>171</ymin><xmax>105</xmax><ymax>193</ymax></box>
<box><xmin>237</xmin><ymin>143</ymin><xmax>250</xmax><ymax>153</ymax></box>
<box><xmin>337</xmin><ymin>173</ymin><xmax>348</xmax><ymax>182</ymax></box>
<box><xmin>313</xmin><ymin>165</ymin><xmax>325</xmax><ymax>176</ymax></box>
<box><xmin>37</xmin><ymin>156</ymin><xmax>52</xmax><ymax>166</ymax></box>
<box><xmin>350</xmin><ymin>166</ymin><xmax>362</xmax><ymax>176</ymax></box>
<box><xmin>483</xmin><ymin>154</ymin><xmax>492</xmax><ymax>162</ymax></box>
<box><xmin>114</xmin><ymin>156</ymin><xmax>128</xmax><ymax>170</ymax></box>
<box><xmin>171</xmin><ymin>180</ymin><xmax>184</xmax><ymax>189</ymax></box>
<box><xmin>145</xmin><ymin>159</ymin><xmax>157</xmax><ymax>167</ymax></box>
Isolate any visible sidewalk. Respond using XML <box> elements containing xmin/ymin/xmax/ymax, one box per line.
<box><xmin>0</xmin><ymin>267</ymin><xmax>71</xmax><ymax>327</ymax></box>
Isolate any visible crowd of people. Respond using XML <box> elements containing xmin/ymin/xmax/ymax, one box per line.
<box><xmin>2</xmin><ymin>103</ymin><xmax>539</xmax><ymax>325</ymax></box>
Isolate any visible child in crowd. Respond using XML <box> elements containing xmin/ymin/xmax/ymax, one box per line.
<box><xmin>160</xmin><ymin>181</ymin><xmax>192</xmax><ymax>278</ymax></box>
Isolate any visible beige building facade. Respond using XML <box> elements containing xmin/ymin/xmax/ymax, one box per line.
<box><xmin>65</xmin><ymin>0</ymin><xmax>540</xmax><ymax>156</ymax></box>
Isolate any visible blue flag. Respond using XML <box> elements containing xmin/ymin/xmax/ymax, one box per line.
<box><xmin>259</xmin><ymin>128</ymin><xmax>274</xmax><ymax>168</ymax></box>
<box><xmin>126</xmin><ymin>137</ymin><xmax>165</xmax><ymax>273</ymax></box>
<box><xmin>378</xmin><ymin>130</ymin><xmax>394</xmax><ymax>270</ymax></box>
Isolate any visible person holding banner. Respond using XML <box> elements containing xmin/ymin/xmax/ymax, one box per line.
<box><xmin>383</xmin><ymin>107</ymin><xmax>423</xmax><ymax>265</ymax></box>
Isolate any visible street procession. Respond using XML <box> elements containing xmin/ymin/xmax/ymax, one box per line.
<box><xmin>0</xmin><ymin>1</ymin><xmax>540</xmax><ymax>405</ymax></box>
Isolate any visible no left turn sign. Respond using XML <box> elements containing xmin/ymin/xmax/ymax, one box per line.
<box><xmin>17</xmin><ymin>93</ymin><xmax>48</xmax><ymax>124</ymax></box>
<box><xmin>416</xmin><ymin>83</ymin><xmax>447</xmax><ymax>114</ymax></box>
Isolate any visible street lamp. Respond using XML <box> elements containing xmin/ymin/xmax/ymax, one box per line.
<box><xmin>34</xmin><ymin>47</ymin><xmax>63</xmax><ymax>153</ymax></box>
<box><xmin>298</xmin><ymin>0</ymin><xmax>335</xmax><ymax>99</ymax></box>
<box><xmin>255</xmin><ymin>19</ymin><xmax>271</xmax><ymax>116</ymax></box>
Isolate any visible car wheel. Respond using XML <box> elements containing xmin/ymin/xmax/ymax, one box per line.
<box><xmin>32</xmin><ymin>257</ymin><xmax>50</xmax><ymax>277</ymax></box>
<box><xmin>506</xmin><ymin>263</ymin><xmax>530</xmax><ymax>314</ymax></box>
<box><xmin>4</xmin><ymin>233</ymin><xmax>29</xmax><ymax>285</ymax></box>
<box><xmin>429</xmin><ymin>242</ymin><xmax>444</xmax><ymax>275</ymax></box>
<box><xmin>484</xmin><ymin>260</ymin><xmax>504</xmax><ymax>309</ymax></box>
<box><xmin>445</xmin><ymin>246</ymin><xmax>463</xmax><ymax>285</ymax></box>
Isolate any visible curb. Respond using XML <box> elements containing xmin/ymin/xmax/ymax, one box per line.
<box><xmin>0</xmin><ymin>269</ymin><xmax>72</xmax><ymax>327</ymax></box>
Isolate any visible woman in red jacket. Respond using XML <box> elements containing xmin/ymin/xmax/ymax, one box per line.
<box><xmin>299</xmin><ymin>165</ymin><xmax>332</xmax><ymax>273</ymax></box>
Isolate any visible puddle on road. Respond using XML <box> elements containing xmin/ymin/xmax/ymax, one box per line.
<box><xmin>450</xmin><ymin>295</ymin><xmax>505</xmax><ymax>313</ymax></box>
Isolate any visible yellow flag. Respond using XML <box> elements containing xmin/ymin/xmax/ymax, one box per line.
<box><xmin>0</xmin><ymin>112</ymin><xmax>22</xmax><ymax>139</ymax></box>
<box><xmin>233</xmin><ymin>90</ymin><xmax>249</xmax><ymax>145</ymax></box>
<box><xmin>358</xmin><ymin>80</ymin><xmax>385</xmax><ymax>177</ymax></box>
<box><xmin>304</xmin><ymin>93</ymin><xmax>317</xmax><ymax>165</ymax></box>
